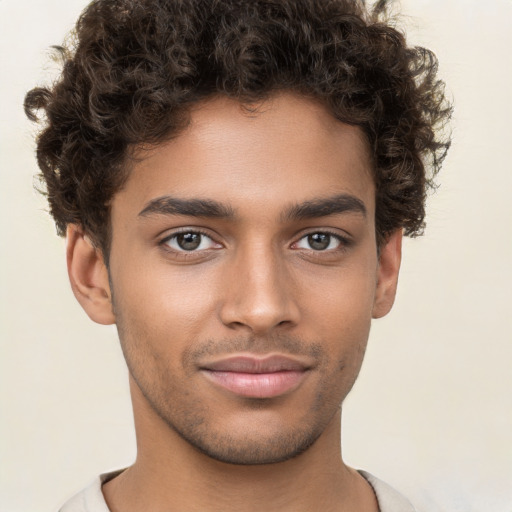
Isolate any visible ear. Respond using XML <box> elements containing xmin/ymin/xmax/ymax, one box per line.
<box><xmin>372</xmin><ymin>229</ymin><xmax>402</xmax><ymax>319</ymax></box>
<box><xmin>66</xmin><ymin>224</ymin><xmax>116</xmax><ymax>325</ymax></box>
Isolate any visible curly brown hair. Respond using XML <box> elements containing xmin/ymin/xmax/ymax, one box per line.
<box><xmin>25</xmin><ymin>0</ymin><xmax>452</xmax><ymax>257</ymax></box>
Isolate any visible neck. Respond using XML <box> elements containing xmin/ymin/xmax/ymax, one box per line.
<box><xmin>102</xmin><ymin>380</ymin><xmax>378</xmax><ymax>512</ymax></box>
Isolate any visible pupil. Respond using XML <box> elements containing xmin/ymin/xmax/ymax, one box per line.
<box><xmin>308</xmin><ymin>233</ymin><xmax>330</xmax><ymax>250</ymax></box>
<box><xmin>177</xmin><ymin>233</ymin><xmax>201</xmax><ymax>251</ymax></box>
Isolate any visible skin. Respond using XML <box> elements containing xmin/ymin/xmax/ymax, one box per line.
<box><xmin>67</xmin><ymin>93</ymin><xmax>402</xmax><ymax>512</ymax></box>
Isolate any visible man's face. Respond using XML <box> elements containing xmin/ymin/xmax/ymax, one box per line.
<box><xmin>105</xmin><ymin>93</ymin><xmax>398</xmax><ymax>465</ymax></box>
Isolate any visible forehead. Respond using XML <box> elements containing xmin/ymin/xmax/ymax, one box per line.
<box><xmin>116</xmin><ymin>93</ymin><xmax>375</xmax><ymax>221</ymax></box>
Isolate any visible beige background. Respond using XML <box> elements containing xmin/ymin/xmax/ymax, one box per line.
<box><xmin>1</xmin><ymin>1</ymin><xmax>511</xmax><ymax>511</ymax></box>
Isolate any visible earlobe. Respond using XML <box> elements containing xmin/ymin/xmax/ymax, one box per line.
<box><xmin>372</xmin><ymin>229</ymin><xmax>402</xmax><ymax>319</ymax></box>
<box><xmin>66</xmin><ymin>225</ymin><xmax>116</xmax><ymax>325</ymax></box>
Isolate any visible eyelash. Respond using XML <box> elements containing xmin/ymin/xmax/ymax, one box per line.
<box><xmin>158</xmin><ymin>228</ymin><xmax>352</xmax><ymax>258</ymax></box>
<box><xmin>293</xmin><ymin>230</ymin><xmax>352</xmax><ymax>251</ymax></box>
<box><xmin>159</xmin><ymin>228</ymin><xmax>221</xmax><ymax>257</ymax></box>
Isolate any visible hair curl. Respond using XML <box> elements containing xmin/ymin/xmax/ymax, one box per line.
<box><xmin>25</xmin><ymin>0</ymin><xmax>452</xmax><ymax>256</ymax></box>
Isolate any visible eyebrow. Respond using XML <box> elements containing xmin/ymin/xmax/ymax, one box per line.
<box><xmin>138</xmin><ymin>196</ymin><xmax>235</xmax><ymax>219</ymax></box>
<box><xmin>282</xmin><ymin>193</ymin><xmax>367</xmax><ymax>221</ymax></box>
<box><xmin>138</xmin><ymin>193</ymin><xmax>366</xmax><ymax>221</ymax></box>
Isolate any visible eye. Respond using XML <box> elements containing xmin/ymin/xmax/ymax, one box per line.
<box><xmin>294</xmin><ymin>232</ymin><xmax>344</xmax><ymax>251</ymax></box>
<box><xmin>162</xmin><ymin>231</ymin><xmax>220</xmax><ymax>252</ymax></box>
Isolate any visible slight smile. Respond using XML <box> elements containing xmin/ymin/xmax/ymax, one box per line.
<box><xmin>200</xmin><ymin>355</ymin><xmax>312</xmax><ymax>399</ymax></box>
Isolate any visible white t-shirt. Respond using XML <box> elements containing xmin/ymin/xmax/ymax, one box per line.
<box><xmin>59</xmin><ymin>469</ymin><xmax>416</xmax><ymax>512</ymax></box>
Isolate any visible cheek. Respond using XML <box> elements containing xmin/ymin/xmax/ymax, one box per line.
<box><xmin>300</xmin><ymin>262</ymin><xmax>377</xmax><ymax>375</ymax></box>
<box><xmin>300</xmin><ymin>261</ymin><xmax>377</xmax><ymax>334</ymax></box>
<box><xmin>110</xmin><ymin>257</ymin><xmax>220</xmax><ymax>357</ymax></box>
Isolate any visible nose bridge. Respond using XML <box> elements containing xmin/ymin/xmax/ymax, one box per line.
<box><xmin>220</xmin><ymin>237</ymin><xmax>298</xmax><ymax>333</ymax></box>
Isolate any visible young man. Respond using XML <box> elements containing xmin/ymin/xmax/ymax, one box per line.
<box><xmin>25</xmin><ymin>0</ymin><xmax>451</xmax><ymax>510</ymax></box>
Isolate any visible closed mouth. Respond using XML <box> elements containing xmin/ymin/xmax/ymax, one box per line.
<box><xmin>199</xmin><ymin>354</ymin><xmax>311</xmax><ymax>398</ymax></box>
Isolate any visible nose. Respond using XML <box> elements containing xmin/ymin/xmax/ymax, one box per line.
<box><xmin>219</xmin><ymin>242</ymin><xmax>300</xmax><ymax>335</ymax></box>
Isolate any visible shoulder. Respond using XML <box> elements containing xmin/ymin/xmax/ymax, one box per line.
<box><xmin>60</xmin><ymin>468</ymin><xmax>416</xmax><ymax>512</ymax></box>
<box><xmin>359</xmin><ymin>470</ymin><xmax>417</xmax><ymax>512</ymax></box>
<box><xmin>58</xmin><ymin>470</ymin><xmax>123</xmax><ymax>512</ymax></box>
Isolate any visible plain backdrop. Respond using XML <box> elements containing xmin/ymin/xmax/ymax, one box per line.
<box><xmin>1</xmin><ymin>1</ymin><xmax>511</xmax><ymax>511</ymax></box>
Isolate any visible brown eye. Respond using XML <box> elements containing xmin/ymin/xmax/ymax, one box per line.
<box><xmin>176</xmin><ymin>232</ymin><xmax>202</xmax><ymax>251</ymax></box>
<box><xmin>294</xmin><ymin>232</ymin><xmax>344</xmax><ymax>252</ymax></box>
<box><xmin>307</xmin><ymin>233</ymin><xmax>331</xmax><ymax>251</ymax></box>
<box><xmin>163</xmin><ymin>231</ymin><xmax>220</xmax><ymax>252</ymax></box>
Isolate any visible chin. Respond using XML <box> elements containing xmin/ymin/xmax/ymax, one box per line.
<box><xmin>164</xmin><ymin>406</ymin><xmax>333</xmax><ymax>466</ymax></box>
<box><xmin>181</xmin><ymin>429</ymin><xmax>323</xmax><ymax>466</ymax></box>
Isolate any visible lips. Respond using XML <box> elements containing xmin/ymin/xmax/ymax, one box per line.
<box><xmin>200</xmin><ymin>355</ymin><xmax>311</xmax><ymax>398</ymax></box>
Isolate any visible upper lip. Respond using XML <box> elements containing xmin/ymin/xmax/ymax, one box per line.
<box><xmin>200</xmin><ymin>354</ymin><xmax>311</xmax><ymax>374</ymax></box>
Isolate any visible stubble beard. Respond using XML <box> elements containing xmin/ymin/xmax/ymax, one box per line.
<box><xmin>132</xmin><ymin>373</ymin><xmax>343</xmax><ymax>466</ymax></box>
<box><xmin>156</xmin><ymin>391</ymin><xmax>341</xmax><ymax>466</ymax></box>
<box><xmin>115</xmin><ymin>311</ymin><xmax>365</xmax><ymax>466</ymax></box>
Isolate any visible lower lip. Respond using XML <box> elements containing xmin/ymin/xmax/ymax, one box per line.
<box><xmin>201</xmin><ymin>370</ymin><xmax>306</xmax><ymax>398</ymax></box>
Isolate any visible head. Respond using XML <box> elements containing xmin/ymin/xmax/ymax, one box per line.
<box><xmin>25</xmin><ymin>0</ymin><xmax>451</xmax><ymax>465</ymax></box>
